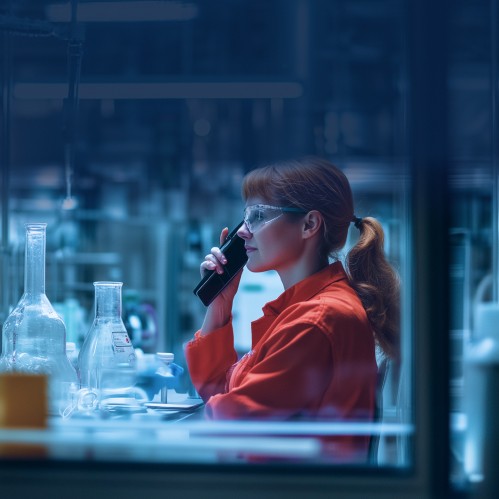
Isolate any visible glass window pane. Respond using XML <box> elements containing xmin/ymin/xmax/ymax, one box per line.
<box><xmin>448</xmin><ymin>0</ymin><xmax>499</xmax><ymax>495</ymax></box>
<box><xmin>0</xmin><ymin>0</ymin><xmax>415</xmax><ymax>481</ymax></box>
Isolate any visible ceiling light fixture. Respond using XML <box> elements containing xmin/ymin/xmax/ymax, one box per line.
<box><xmin>46</xmin><ymin>1</ymin><xmax>199</xmax><ymax>23</ymax></box>
<box><xmin>14</xmin><ymin>81</ymin><xmax>304</xmax><ymax>100</ymax></box>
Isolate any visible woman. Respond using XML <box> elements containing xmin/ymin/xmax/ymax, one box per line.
<box><xmin>185</xmin><ymin>157</ymin><xmax>400</xmax><ymax>462</ymax></box>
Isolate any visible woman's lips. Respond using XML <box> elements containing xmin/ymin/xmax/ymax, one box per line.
<box><xmin>245</xmin><ymin>246</ymin><xmax>256</xmax><ymax>253</ymax></box>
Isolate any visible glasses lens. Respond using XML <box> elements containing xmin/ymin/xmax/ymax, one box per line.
<box><xmin>244</xmin><ymin>206</ymin><xmax>282</xmax><ymax>233</ymax></box>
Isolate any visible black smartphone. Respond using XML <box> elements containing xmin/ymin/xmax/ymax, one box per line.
<box><xmin>193</xmin><ymin>221</ymin><xmax>248</xmax><ymax>306</ymax></box>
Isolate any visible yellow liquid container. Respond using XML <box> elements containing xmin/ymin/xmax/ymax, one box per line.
<box><xmin>0</xmin><ymin>372</ymin><xmax>47</xmax><ymax>457</ymax></box>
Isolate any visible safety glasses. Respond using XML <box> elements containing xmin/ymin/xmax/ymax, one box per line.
<box><xmin>243</xmin><ymin>204</ymin><xmax>307</xmax><ymax>234</ymax></box>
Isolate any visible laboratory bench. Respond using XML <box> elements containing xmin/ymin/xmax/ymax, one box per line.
<box><xmin>0</xmin><ymin>390</ymin><xmax>413</xmax><ymax>465</ymax></box>
<box><xmin>0</xmin><ymin>391</ymin><xmax>476</xmax><ymax>499</ymax></box>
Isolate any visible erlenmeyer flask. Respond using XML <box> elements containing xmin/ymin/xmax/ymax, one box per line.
<box><xmin>0</xmin><ymin>223</ymin><xmax>78</xmax><ymax>413</ymax></box>
<box><xmin>78</xmin><ymin>282</ymin><xmax>137</xmax><ymax>407</ymax></box>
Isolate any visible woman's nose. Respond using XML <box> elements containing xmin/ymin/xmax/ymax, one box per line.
<box><xmin>237</xmin><ymin>222</ymin><xmax>251</xmax><ymax>239</ymax></box>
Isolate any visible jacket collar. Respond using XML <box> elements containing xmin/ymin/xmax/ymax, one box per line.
<box><xmin>261</xmin><ymin>260</ymin><xmax>348</xmax><ymax>317</ymax></box>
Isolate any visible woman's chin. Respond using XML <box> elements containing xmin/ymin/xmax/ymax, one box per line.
<box><xmin>245</xmin><ymin>260</ymin><xmax>267</xmax><ymax>273</ymax></box>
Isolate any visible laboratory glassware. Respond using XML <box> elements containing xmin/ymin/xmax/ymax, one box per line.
<box><xmin>78</xmin><ymin>282</ymin><xmax>137</xmax><ymax>409</ymax></box>
<box><xmin>0</xmin><ymin>223</ymin><xmax>78</xmax><ymax>413</ymax></box>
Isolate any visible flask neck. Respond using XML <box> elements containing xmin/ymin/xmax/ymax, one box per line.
<box><xmin>24</xmin><ymin>223</ymin><xmax>47</xmax><ymax>296</ymax></box>
<box><xmin>94</xmin><ymin>282</ymin><xmax>123</xmax><ymax>318</ymax></box>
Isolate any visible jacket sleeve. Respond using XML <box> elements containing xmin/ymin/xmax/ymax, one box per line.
<box><xmin>184</xmin><ymin>321</ymin><xmax>238</xmax><ymax>401</ymax></box>
<box><xmin>203</xmin><ymin>321</ymin><xmax>332</xmax><ymax>420</ymax></box>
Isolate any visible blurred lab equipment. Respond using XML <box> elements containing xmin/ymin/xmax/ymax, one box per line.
<box><xmin>0</xmin><ymin>223</ymin><xmax>78</xmax><ymax>414</ymax></box>
<box><xmin>78</xmin><ymin>281</ymin><xmax>138</xmax><ymax>411</ymax></box>
<box><xmin>156</xmin><ymin>352</ymin><xmax>175</xmax><ymax>403</ymax></box>
<box><xmin>123</xmin><ymin>290</ymin><xmax>158</xmax><ymax>353</ymax></box>
<box><xmin>463</xmin><ymin>301</ymin><xmax>499</xmax><ymax>496</ymax></box>
<box><xmin>135</xmin><ymin>351</ymin><xmax>184</xmax><ymax>402</ymax></box>
<box><xmin>97</xmin><ymin>363</ymin><xmax>148</xmax><ymax>414</ymax></box>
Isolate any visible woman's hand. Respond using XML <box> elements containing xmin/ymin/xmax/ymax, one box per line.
<box><xmin>200</xmin><ymin>227</ymin><xmax>244</xmax><ymax>305</ymax></box>
<box><xmin>200</xmin><ymin>227</ymin><xmax>231</xmax><ymax>277</ymax></box>
<box><xmin>199</xmin><ymin>227</ymin><xmax>244</xmax><ymax>334</ymax></box>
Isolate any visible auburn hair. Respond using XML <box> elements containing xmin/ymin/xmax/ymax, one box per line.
<box><xmin>242</xmin><ymin>157</ymin><xmax>400</xmax><ymax>361</ymax></box>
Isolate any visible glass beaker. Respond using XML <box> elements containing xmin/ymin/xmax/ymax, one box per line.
<box><xmin>78</xmin><ymin>282</ymin><xmax>137</xmax><ymax>409</ymax></box>
<box><xmin>0</xmin><ymin>223</ymin><xmax>78</xmax><ymax>414</ymax></box>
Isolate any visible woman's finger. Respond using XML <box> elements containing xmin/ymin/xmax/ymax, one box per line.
<box><xmin>219</xmin><ymin>227</ymin><xmax>229</xmax><ymax>246</ymax></box>
<box><xmin>200</xmin><ymin>254</ymin><xmax>224</xmax><ymax>276</ymax></box>
<box><xmin>210</xmin><ymin>247</ymin><xmax>227</xmax><ymax>266</ymax></box>
<box><xmin>199</xmin><ymin>227</ymin><xmax>231</xmax><ymax>278</ymax></box>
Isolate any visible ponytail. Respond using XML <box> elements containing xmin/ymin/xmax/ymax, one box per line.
<box><xmin>346</xmin><ymin>217</ymin><xmax>400</xmax><ymax>361</ymax></box>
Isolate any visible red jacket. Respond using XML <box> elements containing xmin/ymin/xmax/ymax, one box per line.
<box><xmin>185</xmin><ymin>262</ymin><xmax>377</xmax><ymax>461</ymax></box>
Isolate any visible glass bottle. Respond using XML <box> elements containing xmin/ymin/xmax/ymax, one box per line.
<box><xmin>78</xmin><ymin>282</ymin><xmax>137</xmax><ymax>404</ymax></box>
<box><xmin>157</xmin><ymin>352</ymin><xmax>174</xmax><ymax>403</ymax></box>
<box><xmin>0</xmin><ymin>223</ymin><xmax>78</xmax><ymax>412</ymax></box>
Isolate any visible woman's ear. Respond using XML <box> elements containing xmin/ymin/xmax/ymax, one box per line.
<box><xmin>302</xmin><ymin>210</ymin><xmax>323</xmax><ymax>239</ymax></box>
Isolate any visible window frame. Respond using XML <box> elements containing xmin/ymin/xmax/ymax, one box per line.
<box><xmin>0</xmin><ymin>0</ymin><xmax>455</xmax><ymax>497</ymax></box>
